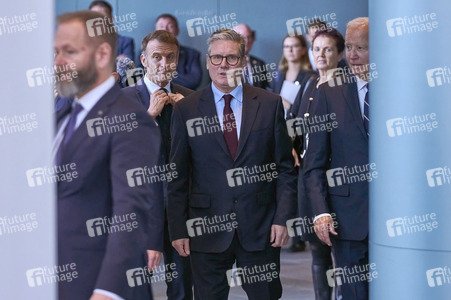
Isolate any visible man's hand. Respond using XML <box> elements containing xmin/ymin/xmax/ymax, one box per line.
<box><xmin>89</xmin><ymin>293</ymin><xmax>113</xmax><ymax>300</ymax></box>
<box><xmin>314</xmin><ymin>215</ymin><xmax>337</xmax><ymax>246</ymax></box>
<box><xmin>270</xmin><ymin>225</ymin><xmax>289</xmax><ymax>247</ymax></box>
<box><xmin>292</xmin><ymin>148</ymin><xmax>300</xmax><ymax>167</ymax></box>
<box><xmin>148</xmin><ymin>89</ymin><xmax>170</xmax><ymax>118</ymax></box>
<box><xmin>281</xmin><ymin>97</ymin><xmax>291</xmax><ymax>112</ymax></box>
<box><xmin>168</xmin><ymin>92</ymin><xmax>184</xmax><ymax>105</ymax></box>
<box><xmin>172</xmin><ymin>238</ymin><xmax>190</xmax><ymax>257</ymax></box>
<box><xmin>147</xmin><ymin>250</ymin><xmax>162</xmax><ymax>270</ymax></box>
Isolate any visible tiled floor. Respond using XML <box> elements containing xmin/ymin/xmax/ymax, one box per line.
<box><xmin>152</xmin><ymin>243</ymin><xmax>316</xmax><ymax>300</ymax></box>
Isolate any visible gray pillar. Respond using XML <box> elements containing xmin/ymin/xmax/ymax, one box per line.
<box><xmin>0</xmin><ymin>1</ymin><xmax>55</xmax><ymax>299</ymax></box>
<box><xmin>370</xmin><ymin>1</ymin><xmax>451</xmax><ymax>299</ymax></box>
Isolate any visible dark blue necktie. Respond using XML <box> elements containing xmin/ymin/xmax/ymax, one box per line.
<box><xmin>62</xmin><ymin>103</ymin><xmax>84</xmax><ymax>145</ymax></box>
<box><xmin>363</xmin><ymin>83</ymin><xmax>369</xmax><ymax>135</ymax></box>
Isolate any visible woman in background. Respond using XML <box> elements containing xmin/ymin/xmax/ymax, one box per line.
<box><xmin>273</xmin><ymin>34</ymin><xmax>314</xmax><ymax>120</ymax></box>
<box><xmin>291</xmin><ymin>28</ymin><xmax>346</xmax><ymax>300</ymax></box>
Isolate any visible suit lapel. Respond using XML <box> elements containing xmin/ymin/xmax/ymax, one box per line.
<box><xmin>198</xmin><ymin>86</ymin><xmax>230</xmax><ymax>157</ymax></box>
<box><xmin>61</xmin><ymin>85</ymin><xmax>118</xmax><ymax>163</ymax></box>
<box><xmin>135</xmin><ymin>78</ymin><xmax>150</xmax><ymax>109</ymax></box>
<box><xmin>235</xmin><ymin>85</ymin><xmax>259</xmax><ymax>160</ymax></box>
<box><xmin>342</xmin><ymin>78</ymin><xmax>368</xmax><ymax>140</ymax></box>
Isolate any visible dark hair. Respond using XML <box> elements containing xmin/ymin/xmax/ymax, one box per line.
<box><xmin>141</xmin><ymin>30</ymin><xmax>179</xmax><ymax>55</ymax></box>
<box><xmin>307</xmin><ymin>19</ymin><xmax>327</xmax><ymax>31</ymax></box>
<box><xmin>89</xmin><ymin>1</ymin><xmax>112</xmax><ymax>18</ymax></box>
<box><xmin>311</xmin><ymin>28</ymin><xmax>345</xmax><ymax>54</ymax></box>
<box><xmin>57</xmin><ymin>10</ymin><xmax>118</xmax><ymax>68</ymax></box>
<box><xmin>155</xmin><ymin>13</ymin><xmax>179</xmax><ymax>30</ymax></box>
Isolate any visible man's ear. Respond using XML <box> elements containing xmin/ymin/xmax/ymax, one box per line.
<box><xmin>141</xmin><ymin>53</ymin><xmax>147</xmax><ymax>67</ymax></box>
<box><xmin>95</xmin><ymin>42</ymin><xmax>113</xmax><ymax>71</ymax></box>
<box><xmin>205</xmin><ymin>53</ymin><xmax>210</xmax><ymax>70</ymax></box>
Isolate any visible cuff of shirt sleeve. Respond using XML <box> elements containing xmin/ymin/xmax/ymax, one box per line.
<box><xmin>93</xmin><ymin>289</ymin><xmax>124</xmax><ymax>300</ymax></box>
<box><xmin>313</xmin><ymin>213</ymin><xmax>332</xmax><ymax>223</ymax></box>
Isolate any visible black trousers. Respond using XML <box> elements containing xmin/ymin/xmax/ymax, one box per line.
<box><xmin>190</xmin><ymin>232</ymin><xmax>282</xmax><ymax>300</ymax></box>
<box><xmin>331</xmin><ymin>237</ymin><xmax>369</xmax><ymax>300</ymax></box>
<box><xmin>164</xmin><ymin>215</ymin><xmax>194</xmax><ymax>300</ymax></box>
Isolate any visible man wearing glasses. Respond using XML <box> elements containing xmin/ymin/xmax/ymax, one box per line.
<box><xmin>168</xmin><ymin>29</ymin><xmax>297</xmax><ymax>300</ymax></box>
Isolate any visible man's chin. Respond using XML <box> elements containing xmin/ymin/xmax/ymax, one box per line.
<box><xmin>56</xmin><ymin>82</ymin><xmax>79</xmax><ymax>98</ymax></box>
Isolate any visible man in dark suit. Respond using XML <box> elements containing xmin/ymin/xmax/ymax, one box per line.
<box><xmin>234</xmin><ymin>24</ymin><xmax>271</xmax><ymax>90</ymax></box>
<box><xmin>122</xmin><ymin>30</ymin><xmax>194</xmax><ymax>300</ymax></box>
<box><xmin>54</xmin><ymin>11</ymin><xmax>163</xmax><ymax>300</ymax></box>
<box><xmin>155</xmin><ymin>14</ymin><xmax>202</xmax><ymax>90</ymax></box>
<box><xmin>89</xmin><ymin>1</ymin><xmax>135</xmax><ymax>61</ymax></box>
<box><xmin>168</xmin><ymin>29</ymin><xmax>297</xmax><ymax>300</ymax></box>
<box><xmin>303</xmin><ymin>17</ymin><xmax>370</xmax><ymax>300</ymax></box>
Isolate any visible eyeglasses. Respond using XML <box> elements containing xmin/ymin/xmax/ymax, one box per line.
<box><xmin>208</xmin><ymin>55</ymin><xmax>241</xmax><ymax>66</ymax></box>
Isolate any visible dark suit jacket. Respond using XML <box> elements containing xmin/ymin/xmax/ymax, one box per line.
<box><xmin>303</xmin><ymin>76</ymin><xmax>369</xmax><ymax>241</ymax></box>
<box><xmin>117</xmin><ymin>35</ymin><xmax>135</xmax><ymax>61</ymax></box>
<box><xmin>122</xmin><ymin>78</ymin><xmax>193</xmax><ymax>162</ymax></box>
<box><xmin>168</xmin><ymin>83</ymin><xmax>297</xmax><ymax>253</ymax></box>
<box><xmin>57</xmin><ymin>84</ymin><xmax>164</xmax><ymax>300</ymax></box>
<box><xmin>172</xmin><ymin>45</ymin><xmax>202</xmax><ymax>90</ymax></box>
<box><xmin>245</xmin><ymin>55</ymin><xmax>270</xmax><ymax>90</ymax></box>
<box><xmin>273</xmin><ymin>69</ymin><xmax>315</xmax><ymax>96</ymax></box>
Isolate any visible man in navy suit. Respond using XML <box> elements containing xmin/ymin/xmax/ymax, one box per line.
<box><xmin>168</xmin><ymin>29</ymin><xmax>297</xmax><ymax>300</ymax></box>
<box><xmin>303</xmin><ymin>17</ymin><xmax>370</xmax><ymax>300</ymax></box>
<box><xmin>156</xmin><ymin>14</ymin><xmax>202</xmax><ymax>90</ymax></box>
<box><xmin>54</xmin><ymin>10</ymin><xmax>163</xmax><ymax>300</ymax></box>
<box><xmin>90</xmin><ymin>1</ymin><xmax>135</xmax><ymax>61</ymax></box>
<box><xmin>234</xmin><ymin>24</ymin><xmax>271</xmax><ymax>90</ymax></box>
<box><xmin>123</xmin><ymin>30</ymin><xmax>194</xmax><ymax>300</ymax></box>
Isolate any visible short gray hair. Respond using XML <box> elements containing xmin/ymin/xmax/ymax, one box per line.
<box><xmin>207</xmin><ymin>29</ymin><xmax>245</xmax><ymax>57</ymax></box>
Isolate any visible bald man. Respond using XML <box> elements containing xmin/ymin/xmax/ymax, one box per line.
<box><xmin>234</xmin><ymin>24</ymin><xmax>271</xmax><ymax>90</ymax></box>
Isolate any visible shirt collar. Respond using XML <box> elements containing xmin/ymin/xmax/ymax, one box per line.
<box><xmin>356</xmin><ymin>75</ymin><xmax>368</xmax><ymax>91</ymax></box>
<box><xmin>211</xmin><ymin>82</ymin><xmax>243</xmax><ymax>104</ymax></box>
<box><xmin>74</xmin><ymin>76</ymin><xmax>115</xmax><ymax>111</ymax></box>
<box><xmin>144</xmin><ymin>75</ymin><xmax>172</xmax><ymax>94</ymax></box>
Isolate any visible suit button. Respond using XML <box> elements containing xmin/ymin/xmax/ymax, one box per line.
<box><xmin>233</xmin><ymin>199</ymin><xmax>238</xmax><ymax>203</ymax></box>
